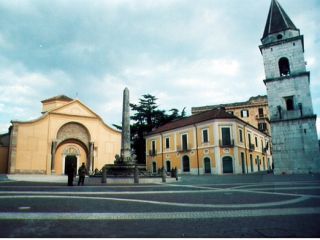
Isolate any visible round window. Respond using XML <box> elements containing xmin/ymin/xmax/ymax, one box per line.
<box><xmin>277</xmin><ymin>34</ymin><xmax>283</xmax><ymax>40</ymax></box>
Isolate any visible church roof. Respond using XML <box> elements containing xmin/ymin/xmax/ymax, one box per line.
<box><xmin>41</xmin><ymin>95</ymin><xmax>73</xmax><ymax>103</ymax></box>
<box><xmin>262</xmin><ymin>0</ymin><xmax>298</xmax><ymax>40</ymax></box>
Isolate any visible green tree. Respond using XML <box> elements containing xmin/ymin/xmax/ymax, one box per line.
<box><xmin>130</xmin><ymin>94</ymin><xmax>185</xmax><ymax>164</ymax></box>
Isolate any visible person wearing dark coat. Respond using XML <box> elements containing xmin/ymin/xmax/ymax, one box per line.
<box><xmin>66</xmin><ymin>163</ymin><xmax>75</xmax><ymax>186</ymax></box>
<box><xmin>78</xmin><ymin>162</ymin><xmax>88</xmax><ymax>186</ymax></box>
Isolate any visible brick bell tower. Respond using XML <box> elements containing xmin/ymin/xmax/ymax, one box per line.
<box><xmin>259</xmin><ymin>0</ymin><xmax>320</xmax><ymax>174</ymax></box>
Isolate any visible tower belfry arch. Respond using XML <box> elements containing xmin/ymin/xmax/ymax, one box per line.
<box><xmin>259</xmin><ymin>0</ymin><xmax>320</xmax><ymax>174</ymax></box>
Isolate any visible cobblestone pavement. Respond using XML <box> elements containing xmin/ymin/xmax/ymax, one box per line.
<box><xmin>0</xmin><ymin>173</ymin><xmax>319</xmax><ymax>237</ymax></box>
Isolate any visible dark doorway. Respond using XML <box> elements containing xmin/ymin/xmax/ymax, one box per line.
<box><xmin>222</xmin><ymin>156</ymin><xmax>233</xmax><ymax>173</ymax></box>
<box><xmin>64</xmin><ymin>155</ymin><xmax>77</xmax><ymax>175</ymax></box>
<box><xmin>182</xmin><ymin>155</ymin><xmax>190</xmax><ymax>172</ymax></box>
<box><xmin>204</xmin><ymin>157</ymin><xmax>211</xmax><ymax>174</ymax></box>
<box><xmin>166</xmin><ymin>161</ymin><xmax>171</xmax><ymax>172</ymax></box>
<box><xmin>152</xmin><ymin>162</ymin><xmax>157</xmax><ymax>173</ymax></box>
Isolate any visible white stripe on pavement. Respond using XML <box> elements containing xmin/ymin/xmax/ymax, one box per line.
<box><xmin>0</xmin><ymin>207</ymin><xmax>319</xmax><ymax>220</ymax></box>
<box><xmin>0</xmin><ymin>194</ymin><xmax>309</xmax><ymax>209</ymax></box>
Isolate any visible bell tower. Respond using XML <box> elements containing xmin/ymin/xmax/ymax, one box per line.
<box><xmin>259</xmin><ymin>0</ymin><xmax>320</xmax><ymax>174</ymax></box>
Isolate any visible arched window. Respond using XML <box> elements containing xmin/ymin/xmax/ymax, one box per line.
<box><xmin>278</xmin><ymin>57</ymin><xmax>290</xmax><ymax>76</ymax></box>
<box><xmin>182</xmin><ymin>155</ymin><xmax>190</xmax><ymax>172</ymax></box>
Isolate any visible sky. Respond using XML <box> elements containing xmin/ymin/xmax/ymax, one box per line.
<box><xmin>0</xmin><ymin>0</ymin><xmax>319</xmax><ymax>136</ymax></box>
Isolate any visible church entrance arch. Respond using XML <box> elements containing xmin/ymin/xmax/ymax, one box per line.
<box><xmin>53</xmin><ymin>122</ymin><xmax>92</xmax><ymax>175</ymax></box>
<box><xmin>54</xmin><ymin>141</ymin><xmax>88</xmax><ymax>175</ymax></box>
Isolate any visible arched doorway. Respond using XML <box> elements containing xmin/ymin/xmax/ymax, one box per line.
<box><xmin>204</xmin><ymin>157</ymin><xmax>211</xmax><ymax>174</ymax></box>
<box><xmin>64</xmin><ymin>155</ymin><xmax>77</xmax><ymax>175</ymax></box>
<box><xmin>55</xmin><ymin>142</ymin><xmax>88</xmax><ymax>175</ymax></box>
<box><xmin>182</xmin><ymin>155</ymin><xmax>190</xmax><ymax>173</ymax></box>
<box><xmin>222</xmin><ymin>156</ymin><xmax>233</xmax><ymax>173</ymax></box>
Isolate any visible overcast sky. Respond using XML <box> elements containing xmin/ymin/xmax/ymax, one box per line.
<box><xmin>0</xmin><ymin>0</ymin><xmax>319</xmax><ymax>136</ymax></box>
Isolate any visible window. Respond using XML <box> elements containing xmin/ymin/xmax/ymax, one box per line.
<box><xmin>221</xmin><ymin>127</ymin><xmax>231</xmax><ymax>146</ymax></box>
<box><xmin>285</xmin><ymin>96</ymin><xmax>294</xmax><ymax>111</ymax></box>
<box><xmin>239</xmin><ymin>129</ymin><xmax>243</xmax><ymax>143</ymax></box>
<box><xmin>182</xmin><ymin>134</ymin><xmax>188</xmax><ymax>151</ymax></box>
<box><xmin>152</xmin><ymin>140</ymin><xmax>156</xmax><ymax>152</ymax></box>
<box><xmin>241</xmin><ymin>110</ymin><xmax>249</xmax><ymax>118</ymax></box>
<box><xmin>258</xmin><ymin>108</ymin><xmax>264</xmax><ymax>117</ymax></box>
<box><xmin>241</xmin><ymin>152</ymin><xmax>245</xmax><ymax>174</ymax></box>
<box><xmin>258</xmin><ymin>123</ymin><xmax>267</xmax><ymax>132</ymax></box>
<box><xmin>165</xmin><ymin>137</ymin><xmax>170</xmax><ymax>149</ymax></box>
<box><xmin>248</xmin><ymin>133</ymin><xmax>251</xmax><ymax>145</ymax></box>
<box><xmin>202</xmin><ymin>129</ymin><xmax>209</xmax><ymax>143</ymax></box>
<box><xmin>255</xmin><ymin>137</ymin><xmax>258</xmax><ymax>147</ymax></box>
<box><xmin>227</xmin><ymin>111</ymin><xmax>234</xmax><ymax>115</ymax></box>
<box><xmin>279</xmin><ymin>57</ymin><xmax>290</xmax><ymax>76</ymax></box>
<box><xmin>250</xmin><ymin>154</ymin><xmax>253</xmax><ymax>172</ymax></box>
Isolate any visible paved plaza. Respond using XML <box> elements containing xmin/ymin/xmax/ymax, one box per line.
<box><xmin>0</xmin><ymin>173</ymin><xmax>320</xmax><ymax>237</ymax></box>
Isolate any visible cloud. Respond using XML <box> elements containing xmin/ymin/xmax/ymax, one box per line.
<box><xmin>0</xmin><ymin>0</ymin><xmax>319</xmax><ymax>136</ymax></box>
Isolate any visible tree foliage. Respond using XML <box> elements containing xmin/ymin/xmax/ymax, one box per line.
<box><xmin>130</xmin><ymin>94</ymin><xmax>186</xmax><ymax>164</ymax></box>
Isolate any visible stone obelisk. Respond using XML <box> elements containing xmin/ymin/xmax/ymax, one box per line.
<box><xmin>121</xmin><ymin>87</ymin><xmax>131</xmax><ymax>162</ymax></box>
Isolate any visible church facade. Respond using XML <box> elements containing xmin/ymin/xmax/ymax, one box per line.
<box><xmin>260</xmin><ymin>0</ymin><xmax>320</xmax><ymax>173</ymax></box>
<box><xmin>0</xmin><ymin>95</ymin><xmax>121</xmax><ymax>175</ymax></box>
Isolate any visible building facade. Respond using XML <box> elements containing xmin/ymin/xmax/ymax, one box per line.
<box><xmin>259</xmin><ymin>0</ymin><xmax>320</xmax><ymax>173</ymax></box>
<box><xmin>192</xmin><ymin>95</ymin><xmax>270</xmax><ymax>135</ymax></box>
<box><xmin>145</xmin><ymin>109</ymin><xmax>272</xmax><ymax>175</ymax></box>
<box><xmin>0</xmin><ymin>95</ymin><xmax>121</xmax><ymax>175</ymax></box>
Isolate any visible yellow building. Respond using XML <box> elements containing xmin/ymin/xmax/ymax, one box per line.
<box><xmin>192</xmin><ymin>95</ymin><xmax>270</xmax><ymax>135</ymax></box>
<box><xmin>0</xmin><ymin>95</ymin><xmax>121</xmax><ymax>175</ymax></box>
<box><xmin>145</xmin><ymin>108</ymin><xmax>272</xmax><ymax>175</ymax></box>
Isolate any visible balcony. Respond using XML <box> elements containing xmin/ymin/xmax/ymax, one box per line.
<box><xmin>219</xmin><ymin>139</ymin><xmax>234</xmax><ymax>148</ymax></box>
<box><xmin>149</xmin><ymin>149</ymin><xmax>157</xmax><ymax>157</ymax></box>
<box><xmin>177</xmin><ymin>144</ymin><xmax>191</xmax><ymax>152</ymax></box>
<box><xmin>255</xmin><ymin>114</ymin><xmax>269</xmax><ymax>120</ymax></box>
<box><xmin>249</xmin><ymin>144</ymin><xmax>255</xmax><ymax>152</ymax></box>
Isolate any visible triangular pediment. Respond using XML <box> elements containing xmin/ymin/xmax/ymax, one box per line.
<box><xmin>50</xmin><ymin>100</ymin><xmax>98</xmax><ymax>118</ymax></box>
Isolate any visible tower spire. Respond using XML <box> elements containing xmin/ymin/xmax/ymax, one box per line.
<box><xmin>261</xmin><ymin>0</ymin><xmax>299</xmax><ymax>43</ymax></box>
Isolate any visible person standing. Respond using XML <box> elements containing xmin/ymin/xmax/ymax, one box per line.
<box><xmin>78</xmin><ymin>162</ymin><xmax>88</xmax><ymax>186</ymax></box>
<box><xmin>66</xmin><ymin>163</ymin><xmax>75</xmax><ymax>186</ymax></box>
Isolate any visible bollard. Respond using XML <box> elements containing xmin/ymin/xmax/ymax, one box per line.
<box><xmin>101</xmin><ymin>167</ymin><xmax>106</xmax><ymax>184</ymax></box>
<box><xmin>134</xmin><ymin>165</ymin><xmax>139</xmax><ymax>184</ymax></box>
<box><xmin>162</xmin><ymin>167</ymin><xmax>166</xmax><ymax>183</ymax></box>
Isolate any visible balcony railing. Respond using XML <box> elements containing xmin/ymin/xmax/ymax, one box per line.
<box><xmin>219</xmin><ymin>139</ymin><xmax>234</xmax><ymax>148</ymax></box>
<box><xmin>255</xmin><ymin>114</ymin><xmax>269</xmax><ymax>120</ymax></box>
<box><xmin>149</xmin><ymin>149</ymin><xmax>157</xmax><ymax>156</ymax></box>
<box><xmin>177</xmin><ymin>144</ymin><xmax>191</xmax><ymax>152</ymax></box>
<box><xmin>249</xmin><ymin>144</ymin><xmax>255</xmax><ymax>152</ymax></box>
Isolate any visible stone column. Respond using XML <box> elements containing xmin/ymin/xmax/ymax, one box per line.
<box><xmin>51</xmin><ymin>140</ymin><xmax>57</xmax><ymax>174</ymax></box>
<box><xmin>89</xmin><ymin>142</ymin><xmax>94</xmax><ymax>173</ymax></box>
<box><xmin>121</xmin><ymin>87</ymin><xmax>131</xmax><ymax>162</ymax></box>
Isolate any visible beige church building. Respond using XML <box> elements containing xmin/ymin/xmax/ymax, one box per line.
<box><xmin>0</xmin><ymin>95</ymin><xmax>121</xmax><ymax>175</ymax></box>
